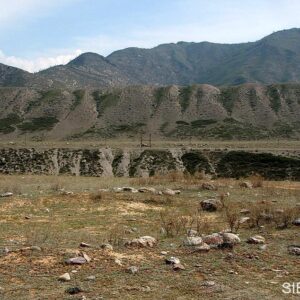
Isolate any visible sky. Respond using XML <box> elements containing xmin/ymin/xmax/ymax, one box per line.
<box><xmin>0</xmin><ymin>0</ymin><xmax>300</xmax><ymax>72</ymax></box>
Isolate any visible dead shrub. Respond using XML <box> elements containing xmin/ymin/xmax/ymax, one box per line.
<box><xmin>273</xmin><ymin>206</ymin><xmax>299</xmax><ymax>229</ymax></box>
<box><xmin>102</xmin><ymin>226</ymin><xmax>126</xmax><ymax>246</ymax></box>
<box><xmin>248</xmin><ymin>201</ymin><xmax>274</xmax><ymax>228</ymax></box>
<box><xmin>90</xmin><ymin>191</ymin><xmax>103</xmax><ymax>203</ymax></box>
<box><xmin>160</xmin><ymin>209</ymin><xmax>193</xmax><ymax>237</ymax></box>
<box><xmin>24</xmin><ymin>225</ymin><xmax>54</xmax><ymax>247</ymax></box>
<box><xmin>224</xmin><ymin>202</ymin><xmax>241</xmax><ymax>233</ymax></box>
<box><xmin>194</xmin><ymin>213</ymin><xmax>214</xmax><ymax>234</ymax></box>
<box><xmin>249</xmin><ymin>174</ymin><xmax>264</xmax><ymax>188</ymax></box>
<box><xmin>50</xmin><ymin>180</ymin><xmax>64</xmax><ymax>192</ymax></box>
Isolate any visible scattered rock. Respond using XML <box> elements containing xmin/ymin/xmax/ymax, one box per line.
<box><xmin>114</xmin><ymin>259</ymin><xmax>122</xmax><ymax>266</ymax></box>
<box><xmin>138</xmin><ymin>187</ymin><xmax>156</xmax><ymax>193</ymax></box>
<box><xmin>165</xmin><ymin>257</ymin><xmax>180</xmax><ymax>265</ymax></box>
<box><xmin>122</xmin><ymin>187</ymin><xmax>138</xmax><ymax>193</ymax></box>
<box><xmin>247</xmin><ymin>235</ymin><xmax>265</xmax><ymax>244</ymax></box>
<box><xmin>141</xmin><ymin>286</ymin><xmax>151</xmax><ymax>292</ymax></box>
<box><xmin>65</xmin><ymin>287</ymin><xmax>83</xmax><ymax>295</ymax></box>
<box><xmin>240</xmin><ymin>209</ymin><xmax>251</xmax><ymax>215</ymax></box>
<box><xmin>160</xmin><ymin>251</ymin><xmax>168</xmax><ymax>255</ymax></box>
<box><xmin>239</xmin><ymin>217</ymin><xmax>251</xmax><ymax>224</ymax></box>
<box><xmin>187</xmin><ymin>229</ymin><xmax>198</xmax><ymax>237</ymax></box>
<box><xmin>288</xmin><ymin>245</ymin><xmax>300</xmax><ymax>256</ymax></box>
<box><xmin>125</xmin><ymin>236</ymin><xmax>157</xmax><ymax>248</ymax></box>
<box><xmin>80</xmin><ymin>242</ymin><xmax>92</xmax><ymax>248</ymax></box>
<box><xmin>65</xmin><ymin>256</ymin><xmax>88</xmax><ymax>265</ymax></box>
<box><xmin>31</xmin><ymin>246</ymin><xmax>42</xmax><ymax>251</ymax></box>
<box><xmin>60</xmin><ymin>190</ymin><xmax>74</xmax><ymax>196</ymax></box>
<box><xmin>202</xmin><ymin>233</ymin><xmax>224</xmax><ymax>247</ymax></box>
<box><xmin>126</xmin><ymin>266</ymin><xmax>139</xmax><ymax>274</ymax></box>
<box><xmin>86</xmin><ymin>275</ymin><xmax>96</xmax><ymax>281</ymax></box>
<box><xmin>173</xmin><ymin>263</ymin><xmax>185</xmax><ymax>271</ymax></box>
<box><xmin>259</xmin><ymin>244</ymin><xmax>267</xmax><ymax>251</ymax></box>
<box><xmin>113</xmin><ymin>187</ymin><xmax>123</xmax><ymax>193</ymax></box>
<box><xmin>82</xmin><ymin>252</ymin><xmax>91</xmax><ymax>263</ymax></box>
<box><xmin>201</xmin><ymin>182</ymin><xmax>217</xmax><ymax>191</ymax></box>
<box><xmin>59</xmin><ymin>273</ymin><xmax>71</xmax><ymax>282</ymax></box>
<box><xmin>21</xmin><ymin>246</ymin><xmax>42</xmax><ymax>252</ymax></box>
<box><xmin>200</xmin><ymin>199</ymin><xmax>222</xmax><ymax>212</ymax></box>
<box><xmin>292</xmin><ymin>218</ymin><xmax>300</xmax><ymax>226</ymax></box>
<box><xmin>194</xmin><ymin>243</ymin><xmax>210</xmax><ymax>252</ymax></box>
<box><xmin>0</xmin><ymin>192</ymin><xmax>13</xmax><ymax>198</ymax></box>
<box><xmin>183</xmin><ymin>236</ymin><xmax>203</xmax><ymax>246</ymax></box>
<box><xmin>225</xmin><ymin>252</ymin><xmax>235</xmax><ymax>260</ymax></box>
<box><xmin>239</xmin><ymin>181</ymin><xmax>253</xmax><ymax>189</ymax></box>
<box><xmin>201</xmin><ymin>280</ymin><xmax>215</xmax><ymax>287</ymax></box>
<box><xmin>162</xmin><ymin>188</ymin><xmax>180</xmax><ymax>196</ymax></box>
<box><xmin>2</xmin><ymin>247</ymin><xmax>9</xmax><ymax>254</ymax></box>
<box><xmin>100</xmin><ymin>243</ymin><xmax>113</xmax><ymax>251</ymax></box>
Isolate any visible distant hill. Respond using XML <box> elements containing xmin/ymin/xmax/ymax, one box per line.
<box><xmin>0</xmin><ymin>83</ymin><xmax>299</xmax><ymax>140</ymax></box>
<box><xmin>2</xmin><ymin>28</ymin><xmax>300</xmax><ymax>88</ymax></box>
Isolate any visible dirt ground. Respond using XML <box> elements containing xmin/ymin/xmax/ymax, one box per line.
<box><xmin>0</xmin><ymin>174</ymin><xmax>299</xmax><ymax>299</ymax></box>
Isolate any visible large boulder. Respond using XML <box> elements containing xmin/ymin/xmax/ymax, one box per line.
<box><xmin>221</xmin><ymin>233</ymin><xmax>241</xmax><ymax>245</ymax></box>
<box><xmin>200</xmin><ymin>199</ymin><xmax>222</xmax><ymax>212</ymax></box>
<box><xmin>202</xmin><ymin>233</ymin><xmax>224</xmax><ymax>247</ymax></box>
<box><xmin>201</xmin><ymin>182</ymin><xmax>217</xmax><ymax>191</ymax></box>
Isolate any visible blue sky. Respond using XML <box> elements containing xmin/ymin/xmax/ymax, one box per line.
<box><xmin>1</xmin><ymin>0</ymin><xmax>300</xmax><ymax>72</ymax></box>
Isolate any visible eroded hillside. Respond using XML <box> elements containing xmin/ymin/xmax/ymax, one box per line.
<box><xmin>0</xmin><ymin>83</ymin><xmax>299</xmax><ymax>140</ymax></box>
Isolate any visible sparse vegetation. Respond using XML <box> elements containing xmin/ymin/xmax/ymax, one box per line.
<box><xmin>92</xmin><ymin>91</ymin><xmax>120</xmax><ymax>117</ymax></box>
<box><xmin>17</xmin><ymin>116</ymin><xmax>59</xmax><ymax>132</ymax></box>
<box><xmin>0</xmin><ymin>113</ymin><xmax>22</xmax><ymax>133</ymax></box>
<box><xmin>179</xmin><ymin>85</ymin><xmax>194</xmax><ymax>112</ymax></box>
<box><xmin>268</xmin><ymin>85</ymin><xmax>282</xmax><ymax>113</ymax></box>
<box><xmin>71</xmin><ymin>89</ymin><xmax>85</xmax><ymax>110</ymax></box>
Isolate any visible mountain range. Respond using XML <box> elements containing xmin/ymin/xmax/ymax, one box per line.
<box><xmin>2</xmin><ymin>28</ymin><xmax>300</xmax><ymax>88</ymax></box>
<box><xmin>0</xmin><ymin>28</ymin><xmax>300</xmax><ymax>140</ymax></box>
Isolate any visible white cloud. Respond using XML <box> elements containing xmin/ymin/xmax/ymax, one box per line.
<box><xmin>0</xmin><ymin>49</ymin><xmax>82</xmax><ymax>72</ymax></box>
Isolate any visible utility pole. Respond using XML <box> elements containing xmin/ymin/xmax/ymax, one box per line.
<box><xmin>140</xmin><ymin>132</ymin><xmax>143</xmax><ymax>148</ymax></box>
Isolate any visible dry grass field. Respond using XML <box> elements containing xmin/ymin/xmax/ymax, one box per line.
<box><xmin>0</xmin><ymin>173</ymin><xmax>299</xmax><ymax>299</ymax></box>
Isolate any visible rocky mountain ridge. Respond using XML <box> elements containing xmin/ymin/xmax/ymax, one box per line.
<box><xmin>2</xmin><ymin>28</ymin><xmax>300</xmax><ymax>88</ymax></box>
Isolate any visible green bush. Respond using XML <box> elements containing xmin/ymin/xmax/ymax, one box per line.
<box><xmin>18</xmin><ymin>117</ymin><xmax>58</xmax><ymax>132</ymax></box>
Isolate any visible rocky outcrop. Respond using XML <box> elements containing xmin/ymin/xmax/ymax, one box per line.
<box><xmin>0</xmin><ymin>148</ymin><xmax>299</xmax><ymax>180</ymax></box>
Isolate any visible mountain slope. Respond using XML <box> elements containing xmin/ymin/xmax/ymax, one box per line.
<box><xmin>0</xmin><ymin>83</ymin><xmax>299</xmax><ymax>140</ymax></box>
